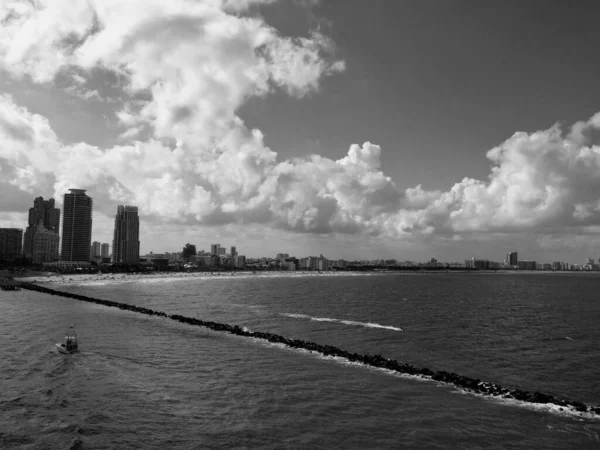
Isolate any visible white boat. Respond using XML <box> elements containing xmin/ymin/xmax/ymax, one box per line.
<box><xmin>56</xmin><ymin>325</ymin><xmax>79</xmax><ymax>354</ymax></box>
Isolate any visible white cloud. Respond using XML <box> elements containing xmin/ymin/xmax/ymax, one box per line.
<box><xmin>1</xmin><ymin>0</ymin><xmax>600</xmax><ymax>256</ymax></box>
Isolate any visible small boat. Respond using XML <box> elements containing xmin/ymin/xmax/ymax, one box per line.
<box><xmin>56</xmin><ymin>325</ymin><xmax>79</xmax><ymax>354</ymax></box>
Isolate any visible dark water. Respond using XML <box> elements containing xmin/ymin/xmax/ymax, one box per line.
<box><xmin>2</xmin><ymin>272</ymin><xmax>600</xmax><ymax>449</ymax></box>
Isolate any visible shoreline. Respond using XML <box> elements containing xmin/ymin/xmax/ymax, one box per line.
<box><xmin>10</xmin><ymin>268</ymin><xmax>597</xmax><ymax>286</ymax></box>
<box><xmin>12</xmin><ymin>270</ymin><xmax>376</xmax><ymax>286</ymax></box>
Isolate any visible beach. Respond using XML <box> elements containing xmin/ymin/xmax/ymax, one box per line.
<box><xmin>12</xmin><ymin>269</ymin><xmax>371</xmax><ymax>285</ymax></box>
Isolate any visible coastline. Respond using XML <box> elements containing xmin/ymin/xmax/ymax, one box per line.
<box><xmin>8</xmin><ymin>268</ymin><xmax>597</xmax><ymax>286</ymax></box>
<box><xmin>12</xmin><ymin>270</ymin><xmax>374</xmax><ymax>286</ymax></box>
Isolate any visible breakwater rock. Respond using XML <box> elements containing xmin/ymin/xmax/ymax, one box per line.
<box><xmin>19</xmin><ymin>281</ymin><xmax>600</xmax><ymax>418</ymax></box>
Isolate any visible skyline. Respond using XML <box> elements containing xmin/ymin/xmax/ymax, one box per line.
<box><xmin>5</xmin><ymin>189</ymin><xmax>598</xmax><ymax>267</ymax></box>
<box><xmin>1</xmin><ymin>1</ymin><xmax>600</xmax><ymax>261</ymax></box>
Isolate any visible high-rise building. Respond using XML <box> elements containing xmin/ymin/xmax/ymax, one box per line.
<box><xmin>91</xmin><ymin>241</ymin><xmax>101</xmax><ymax>258</ymax></box>
<box><xmin>0</xmin><ymin>228</ymin><xmax>23</xmax><ymax>261</ymax></box>
<box><xmin>112</xmin><ymin>205</ymin><xmax>140</xmax><ymax>264</ymax></box>
<box><xmin>101</xmin><ymin>243</ymin><xmax>110</xmax><ymax>258</ymax></box>
<box><xmin>230</xmin><ymin>246</ymin><xmax>237</xmax><ymax>258</ymax></box>
<box><xmin>506</xmin><ymin>251</ymin><xmax>518</xmax><ymax>267</ymax></box>
<box><xmin>235</xmin><ymin>255</ymin><xmax>246</xmax><ymax>268</ymax></box>
<box><xmin>23</xmin><ymin>197</ymin><xmax>60</xmax><ymax>260</ymax></box>
<box><xmin>211</xmin><ymin>244</ymin><xmax>220</xmax><ymax>255</ymax></box>
<box><xmin>32</xmin><ymin>226</ymin><xmax>60</xmax><ymax>263</ymax></box>
<box><xmin>61</xmin><ymin>189</ymin><xmax>93</xmax><ymax>262</ymax></box>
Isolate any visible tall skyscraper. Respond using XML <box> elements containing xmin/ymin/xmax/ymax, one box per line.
<box><xmin>112</xmin><ymin>205</ymin><xmax>140</xmax><ymax>264</ymax></box>
<box><xmin>61</xmin><ymin>189</ymin><xmax>93</xmax><ymax>262</ymax></box>
<box><xmin>23</xmin><ymin>197</ymin><xmax>60</xmax><ymax>260</ymax></box>
<box><xmin>211</xmin><ymin>244</ymin><xmax>220</xmax><ymax>255</ymax></box>
<box><xmin>91</xmin><ymin>241</ymin><xmax>101</xmax><ymax>258</ymax></box>
<box><xmin>101</xmin><ymin>243</ymin><xmax>110</xmax><ymax>258</ymax></box>
<box><xmin>0</xmin><ymin>228</ymin><xmax>23</xmax><ymax>261</ymax></box>
<box><xmin>508</xmin><ymin>252</ymin><xmax>518</xmax><ymax>266</ymax></box>
<box><xmin>230</xmin><ymin>246</ymin><xmax>237</xmax><ymax>258</ymax></box>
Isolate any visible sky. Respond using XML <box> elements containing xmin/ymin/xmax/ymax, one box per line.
<box><xmin>1</xmin><ymin>0</ymin><xmax>600</xmax><ymax>262</ymax></box>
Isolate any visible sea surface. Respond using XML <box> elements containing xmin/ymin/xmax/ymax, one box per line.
<box><xmin>2</xmin><ymin>272</ymin><xmax>600</xmax><ymax>449</ymax></box>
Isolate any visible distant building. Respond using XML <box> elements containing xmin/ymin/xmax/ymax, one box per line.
<box><xmin>61</xmin><ymin>189</ymin><xmax>93</xmax><ymax>262</ymax></box>
<box><xmin>91</xmin><ymin>241</ymin><xmax>101</xmax><ymax>258</ymax></box>
<box><xmin>194</xmin><ymin>255</ymin><xmax>211</xmax><ymax>266</ymax></box>
<box><xmin>211</xmin><ymin>244</ymin><xmax>220</xmax><ymax>255</ymax></box>
<box><xmin>23</xmin><ymin>197</ymin><xmax>60</xmax><ymax>260</ymax></box>
<box><xmin>101</xmin><ymin>243</ymin><xmax>110</xmax><ymax>258</ymax></box>
<box><xmin>32</xmin><ymin>226</ymin><xmax>60</xmax><ymax>263</ymax></box>
<box><xmin>465</xmin><ymin>257</ymin><xmax>490</xmax><ymax>270</ymax></box>
<box><xmin>112</xmin><ymin>205</ymin><xmax>140</xmax><ymax>264</ymax></box>
<box><xmin>139</xmin><ymin>253</ymin><xmax>169</xmax><ymax>270</ymax></box>
<box><xmin>517</xmin><ymin>260</ymin><xmax>536</xmax><ymax>270</ymax></box>
<box><xmin>230</xmin><ymin>246</ymin><xmax>237</xmax><ymax>258</ymax></box>
<box><xmin>0</xmin><ymin>228</ymin><xmax>23</xmax><ymax>261</ymax></box>
<box><xmin>235</xmin><ymin>255</ymin><xmax>246</xmax><ymax>268</ymax></box>
<box><xmin>505</xmin><ymin>251</ymin><xmax>518</xmax><ymax>267</ymax></box>
<box><xmin>329</xmin><ymin>259</ymin><xmax>347</xmax><ymax>269</ymax></box>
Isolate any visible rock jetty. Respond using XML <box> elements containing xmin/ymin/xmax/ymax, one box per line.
<box><xmin>17</xmin><ymin>281</ymin><xmax>600</xmax><ymax>418</ymax></box>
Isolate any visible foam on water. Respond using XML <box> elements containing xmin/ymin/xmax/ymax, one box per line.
<box><xmin>281</xmin><ymin>313</ymin><xmax>404</xmax><ymax>331</ymax></box>
<box><xmin>249</xmin><ymin>332</ymin><xmax>600</xmax><ymax>421</ymax></box>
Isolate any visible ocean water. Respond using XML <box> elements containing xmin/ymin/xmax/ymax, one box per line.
<box><xmin>2</xmin><ymin>272</ymin><xmax>600</xmax><ymax>449</ymax></box>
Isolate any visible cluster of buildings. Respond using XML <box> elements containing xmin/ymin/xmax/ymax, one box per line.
<box><xmin>1</xmin><ymin>193</ymin><xmax>599</xmax><ymax>273</ymax></box>
<box><xmin>175</xmin><ymin>243</ymin><xmax>247</xmax><ymax>269</ymax></box>
<box><xmin>0</xmin><ymin>189</ymin><xmax>141</xmax><ymax>270</ymax></box>
<box><xmin>0</xmin><ymin>189</ymin><xmax>247</xmax><ymax>272</ymax></box>
<box><xmin>463</xmin><ymin>252</ymin><xmax>600</xmax><ymax>271</ymax></box>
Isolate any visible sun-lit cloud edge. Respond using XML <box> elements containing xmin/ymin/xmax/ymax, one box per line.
<box><xmin>0</xmin><ymin>0</ymin><xmax>600</xmax><ymax>257</ymax></box>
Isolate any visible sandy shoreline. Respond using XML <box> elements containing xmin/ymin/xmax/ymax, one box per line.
<box><xmin>13</xmin><ymin>270</ymin><xmax>372</xmax><ymax>286</ymax></box>
<box><xmin>10</xmin><ymin>268</ymin><xmax>587</xmax><ymax>286</ymax></box>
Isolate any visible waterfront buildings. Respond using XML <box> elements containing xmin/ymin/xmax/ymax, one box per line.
<box><xmin>506</xmin><ymin>252</ymin><xmax>518</xmax><ymax>267</ymax></box>
<box><xmin>32</xmin><ymin>226</ymin><xmax>60</xmax><ymax>263</ymax></box>
<box><xmin>101</xmin><ymin>243</ymin><xmax>109</xmax><ymax>258</ymax></box>
<box><xmin>465</xmin><ymin>257</ymin><xmax>490</xmax><ymax>270</ymax></box>
<box><xmin>61</xmin><ymin>189</ymin><xmax>93</xmax><ymax>262</ymax></box>
<box><xmin>230</xmin><ymin>246</ymin><xmax>237</xmax><ymax>258</ymax></box>
<box><xmin>0</xmin><ymin>228</ymin><xmax>23</xmax><ymax>261</ymax></box>
<box><xmin>112</xmin><ymin>205</ymin><xmax>140</xmax><ymax>264</ymax></box>
<box><xmin>91</xmin><ymin>241</ymin><xmax>101</xmax><ymax>258</ymax></box>
<box><xmin>23</xmin><ymin>197</ymin><xmax>60</xmax><ymax>261</ymax></box>
<box><xmin>209</xmin><ymin>244</ymin><xmax>227</xmax><ymax>256</ymax></box>
<box><xmin>517</xmin><ymin>260</ymin><xmax>537</xmax><ymax>270</ymax></box>
<box><xmin>235</xmin><ymin>255</ymin><xmax>246</xmax><ymax>268</ymax></box>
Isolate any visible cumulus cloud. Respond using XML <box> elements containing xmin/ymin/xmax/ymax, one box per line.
<box><xmin>1</xmin><ymin>0</ymin><xmax>600</xmax><ymax>248</ymax></box>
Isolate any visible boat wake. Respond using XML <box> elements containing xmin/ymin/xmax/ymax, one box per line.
<box><xmin>281</xmin><ymin>313</ymin><xmax>404</xmax><ymax>331</ymax></box>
